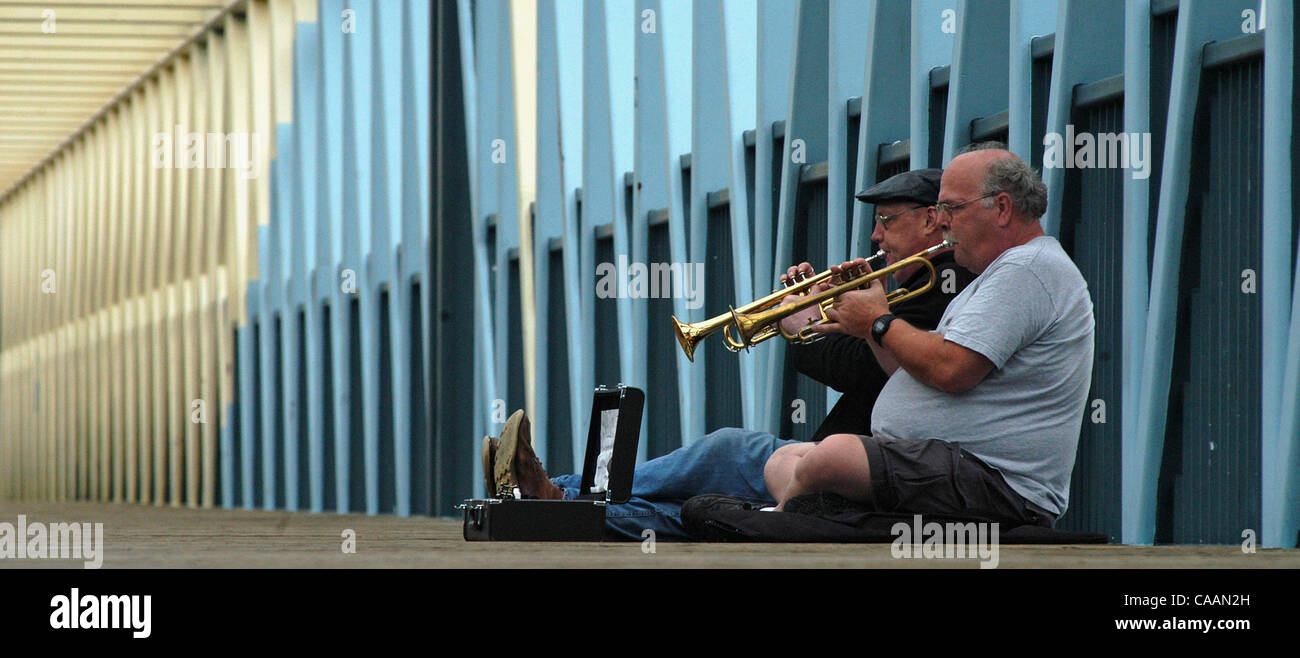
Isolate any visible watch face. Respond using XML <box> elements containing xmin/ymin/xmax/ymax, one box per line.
<box><xmin>873</xmin><ymin>317</ymin><xmax>888</xmax><ymax>333</ymax></box>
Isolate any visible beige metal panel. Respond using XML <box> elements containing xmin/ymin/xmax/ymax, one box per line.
<box><xmin>0</xmin><ymin>21</ymin><xmax>195</xmax><ymax>35</ymax></box>
<box><xmin>179</xmin><ymin>48</ymin><xmax>200</xmax><ymax>507</ymax></box>
<box><xmin>158</xmin><ymin>63</ymin><xmax>183</xmax><ymax>507</ymax></box>
<box><xmin>144</xmin><ymin>76</ymin><xmax>164</xmax><ymax>507</ymax></box>
<box><xmin>0</xmin><ymin>72</ymin><xmax>139</xmax><ymax>86</ymax></box>
<box><xmin>223</xmin><ymin>12</ymin><xmax>252</xmax><ymax>323</ymax></box>
<box><xmin>0</xmin><ymin>48</ymin><xmax>167</xmax><ymax>63</ymax></box>
<box><xmin>119</xmin><ymin>95</ymin><xmax>135</xmax><ymax>503</ymax></box>
<box><xmin>248</xmin><ymin>0</ymin><xmax>273</xmax><ymax>231</ymax></box>
<box><xmin>102</xmin><ymin>113</ymin><xmax>123</xmax><ymax>508</ymax></box>
<box><xmin>0</xmin><ymin>7</ymin><xmax>215</xmax><ymax>22</ymax></box>
<box><xmin>1</xmin><ymin>35</ymin><xmax>189</xmax><ymax>51</ymax></box>
<box><xmin>0</xmin><ymin>0</ymin><xmax>269</xmax><ymax>507</ymax></box>
<box><xmin>16</xmin><ymin>0</ymin><xmax>223</xmax><ymax>6</ymax></box>
<box><xmin>91</xmin><ymin>143</ymin><xmax>106</xmax><ymax>501</ymax></box>
<box><xmin>269</xmin><ymin>0</ymin><xmax>294</xmax><ymax>124</ymax></box>
<box><xmin>0</xmin><ymin>61</ymin><xmax>149</xmax><ymax>74</ymax></box>
<box><xmin>124</xmin><ymin>94</ymin><xmax>145</xmax><ymax>503</ymax></box>
<box><xmin>191</xmin><ymin>41</ymin><xmax>213</xmax><ymax>507</ymax></box>
<box><xmin>204</xmin><ymin>33</ymin><xmax>228</xmax><ymax>509</ymax></box>
<box><xmin>157</xmin><ymin>66</ymin><xmax>177</xmax><ymax>287</ymax></box>
<box><xmin>55</xmin><ymin>162</ymin><xmax>71</xmax><ymax>503</ymax></box>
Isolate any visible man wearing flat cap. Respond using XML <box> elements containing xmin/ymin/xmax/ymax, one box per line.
<box><xmin>486</xmin><ymin>167</ymin><xmax>973</xmax><ymax>541</ymax></box>
<box><xmin>777</xmin><ymin>167</ymin><xmax>974</xmax><ymax>441</ymax></box>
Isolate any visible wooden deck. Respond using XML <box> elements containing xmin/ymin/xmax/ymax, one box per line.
<box><xmin>2</xmin><ymin>502</ymin><xmax>1297</xmax><ymax>568</ymax></box>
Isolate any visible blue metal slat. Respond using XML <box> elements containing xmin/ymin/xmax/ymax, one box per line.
<box><xmin>704</xmin><ymin>202</ymin><xmax>741</xmax><ymax>431</ymax></box>
<box><xmin>1163</xmin><ymin>55</ymin><xmax>1263</xmax><ymax>544</ymax></box>
<box><xmin>1056</xmin><ymin>98</ymin><xmax>1124</xmax><ymax>541</ymax></box>
<box><xmin>646</xmin><ymin>220</ymin><xmax>682</xmax><ymax>458</ymax></box>
<box><xmin>376</xmin><ymin>0</ymin><xmax>413</xmax><ymax>516</ymax></box>
<box><xmin>779</xmin><ymin>181</ymin><xmax>828</xmax><ymax>442</ymax></box>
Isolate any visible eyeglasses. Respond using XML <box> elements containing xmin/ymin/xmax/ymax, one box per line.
<box><xmin>935</xmin><ymin>192</ymin><xmax>1000</xmax><ymax>221</ymax></box>
<box><xmin>874</xmin><ymin>205</ymin><xmax>928</xmax><ymax>230</ymax></box>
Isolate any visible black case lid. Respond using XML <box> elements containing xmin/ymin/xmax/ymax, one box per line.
<box><xmin>578</xmin><ymin>385</ymin><xmax>645</xmax><ymax>505</ymax></box>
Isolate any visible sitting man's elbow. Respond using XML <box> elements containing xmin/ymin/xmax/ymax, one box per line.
<box><xmin>934</xmin><ymin>365</ymin><xmax>981</xmax><ymax>394</ymax></box>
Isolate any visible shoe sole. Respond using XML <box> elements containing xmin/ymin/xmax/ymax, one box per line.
<box><xmin>493</xmin><ymin>409</ymin><xmax>526</xmax><ymax>496</ymax></box>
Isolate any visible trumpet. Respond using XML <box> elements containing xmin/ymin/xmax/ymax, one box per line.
<box><xmin>670</xmin><ymin>240</ymin><xmax>952</xmax><ymax>360</ymax></box>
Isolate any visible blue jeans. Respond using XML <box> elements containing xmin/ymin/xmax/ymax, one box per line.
<box><xmin>551</xmin><ymin>427</ymin><xmax>796</xmax><ymax>541</ymax></box>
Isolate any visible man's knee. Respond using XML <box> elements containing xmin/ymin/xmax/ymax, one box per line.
<box><xmin>693</xmin><ymin>427</ymin><xmax>748</xmax><ymax>457</ymax></box>
<box><xmin>792</xmin><ymin>434</ymin><xmax>868</xmax><ymax>491</ymax></box>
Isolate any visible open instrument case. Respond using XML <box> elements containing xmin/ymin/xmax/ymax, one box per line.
<box><xmin>460</xmin><ymin>385</ymin><xmax>644</xmax><ymax>541</ymax></box>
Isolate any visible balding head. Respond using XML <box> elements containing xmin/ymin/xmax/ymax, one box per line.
<box><xmin>937</xmin><ymin>150</ymin><xmax>1046</xmax><ymax>273</ymax></box>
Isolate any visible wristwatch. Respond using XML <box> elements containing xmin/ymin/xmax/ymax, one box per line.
<box><xmin>871</xmin><ymin>313</ymin><xmax>897</xmax><ymax>346</ymax></box>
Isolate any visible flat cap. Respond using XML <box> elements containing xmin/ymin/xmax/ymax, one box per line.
<box><xmin>854</xmin><ymin>168</ymin><xmax>943</xmax><ymax>206</ymax></box>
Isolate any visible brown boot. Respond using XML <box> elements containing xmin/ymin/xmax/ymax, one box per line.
<box><xmin>495</xmin><ymin>409</ymin><xmax>564</xmax><ymax>500</ymax></box>
<box><xmin>493</xmin><ymin>410</ymin><xmax>526</xmax><ymax>497</ymax></box>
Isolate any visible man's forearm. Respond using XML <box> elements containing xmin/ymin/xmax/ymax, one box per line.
<box><xmin>878</xmin><ymin>321</ymin><xmax>972</xmax><ymax>393</ymax></box>
<box><xmin>866</xmin><ymin>335</ymin><xmax>900</xmax><ymax>376</ymax></box>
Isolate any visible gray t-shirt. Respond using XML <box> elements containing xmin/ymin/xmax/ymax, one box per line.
<box><xmin>871</xmin><ymin>235</ymin><xmax>1094</xmax><ymax>516</ymax></box>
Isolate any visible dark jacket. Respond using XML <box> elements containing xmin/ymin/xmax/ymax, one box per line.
<box><xmin>788</xmin><ymin>251</ymin><xmax>975</xmax><ymax>442</ymax></box>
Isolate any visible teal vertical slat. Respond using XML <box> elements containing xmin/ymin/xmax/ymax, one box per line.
<box><xmin>909</xmin><ymin>0</ymin><xmax>954</xmax><ymax>170</ymax></box>
<box><xmin>1039</xmin><ymin>0</ymin><xmax>1123</xmax><ymax>238</ymax></box>
<box><xmin>406</xmin><ymin>0</ymin><xmax>434</xmax><ymax>516</ymax></box>
<box><xmin>238</xmin><ymin>316</ymin><xmax>257</xmax><ymax>508</ymax></box>
<box><xmin>779</xmin><ymin>179</ymin><xmax>827</xmax><ymax>442</ymax></box>
<box><xmin>373</xmin><ymin>0</ymin><xmax>413</xmax><ymax>516</ymax></box>
<box><xmin>760</xmin><ymin>0</ymin><xmax>829</xmax><ymax>436</ymax></box>
<box><xmin>751</xmin><ymin>1</ymin><xmax>795</xmax><ymax>433</ymax></box>
<box><xmin>293</xmin><ymin>16</ymin><xmax>325</xmax><ymax>513</ymax></box>
<box><xmin>1263</xmin><ymin>0</ymin><xmax>1300</xmax><ymax>550</ymax></box>
<box><xmin>326</xmin><ymin>0</ymin><xmax>359</xmax><ymax>514</ymax></box>
<box><xmin>594</xmin><ymin>234</ymin><xmax>619</xmax><ymax>387</ymax></box>
<box><xmin>1057</xmin><ymin>97</ymin><xmax>1124</xmax><ymax>541</ymax></box>
<box><xmin>345</xmin><ymin>0</ymin><xmax>380</xmax><ymax>515</ymax></box>
<box><xmin>1130</xmin><ymin>0</ymin><xmax>1255</xmax><ymax>546</ymax></box>
<box><xmin>851</xmin><ymin>0</ymin><xmax>909</xmax><ymax>261</ymax></box>
<box><xmin>942</xmin><ymin>0</ymin><xmax>1009</xmax><ymax>162</ymax></box>
<box><xmin>645</xmin><ymin>220</ymin><xmax>682</xmax><ymax>457</ymax></box>
<box><xmin>1007</xmin><ymin>0</ymin><xmax>1057</xmax><ymax>162</ymax></box>
<box><xmin>703</xmin><ymin>202</ymin><xmax>741</xmax><ymax>431</ymax></box>
<box><xmin>223</xmin><ymin>326</ymin><xmax>240</xmax><ymax>507</ymax></box>
<box><xmin>507</xmin><ymin>255</ymin><xmax>525</xmax><ymax>410</ymax></box>
<box><xmin>545</xmin><ymin>247</ymin><xmax>573</xmax><ymax>474</ymax></box>
<box><xmin>257</xmin><ymin>218</ymin><xmax>279</xmax><ymax>509</ymax></box>
<box><xmin>433</xmin><ymin>0</ymin><xmax>479</xmax><ymax>511</ymax></box>
<box><xmin>826</xmin><ymin>0</ymin><xmax>868</xmax><ymax>299</ymax></box>
<box><xmin>1163</xmin><ymin>55</ymin><xmax>1262</xmax><ymax>544</ymax></box>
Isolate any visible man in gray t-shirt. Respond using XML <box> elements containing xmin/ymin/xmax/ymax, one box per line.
<box><xmin>764</xmin><ymin>145</ymin><xmax>1094</xmax><ymax>525</ymax></box>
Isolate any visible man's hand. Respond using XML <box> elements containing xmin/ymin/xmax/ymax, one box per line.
<box><xmin>811</xmin><ymin>258</ymin><xmax>890</xmax><ymax>340</ymax></box>
<box><xmin>777</xmin><ymin>262</ymin><xmax>829</xmax><ymax>336</ymax></box>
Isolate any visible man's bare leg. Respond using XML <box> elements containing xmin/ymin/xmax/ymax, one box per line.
<box><xmin>764</xmin><ymin>434</ymin><xmax>873</xmax><ymax>510</ymax></box>
<box><xmin>763</xmin><ymin>441</ymin><xmax>817</xmax><ymax>504</ymax></box>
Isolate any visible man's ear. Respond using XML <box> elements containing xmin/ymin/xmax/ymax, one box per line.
<box><xmin>996</xmin><ymin>194</ymin><xmax>1015</xmax><ymax>227</ymax></box>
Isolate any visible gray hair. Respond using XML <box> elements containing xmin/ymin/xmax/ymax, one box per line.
<box><xmin>974</xmin><ymin>151</ymin><xmax>1048</xmax><ymax>221</ymax></box>
<box><xmin>959</xmin><ymin>140</ymin><xmax>1008</xmax><ymax>153</ymax></box>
